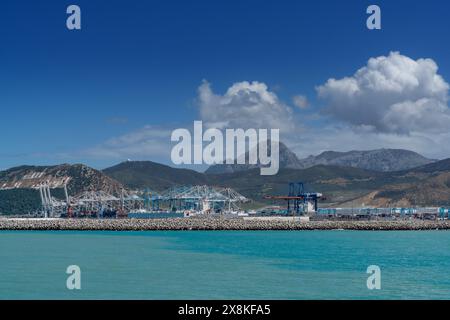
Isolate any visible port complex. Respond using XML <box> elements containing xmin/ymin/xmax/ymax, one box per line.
<box><xmin>31</xmin><ymin>182</ymin><xmax>450</xmax><ymax>222</ymax></box>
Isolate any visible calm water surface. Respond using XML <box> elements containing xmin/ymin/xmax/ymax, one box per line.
<box><xmin>0</xmin><ymin>230</ymin><xmax>449</xmax><ymax>299</ymax></box>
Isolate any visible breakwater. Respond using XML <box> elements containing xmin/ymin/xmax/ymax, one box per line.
<box><xmin>1</xmin><ymin>217</ymin><xmax>450</xmax><ymax>231</ymax></box>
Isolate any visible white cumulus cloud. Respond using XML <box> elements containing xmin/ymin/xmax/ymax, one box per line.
<box><xmin>198</xmin><ymin>80</ymin><xmax>295</xmax><ymax>132</ymax></box>
<box><xmin>317</xmin><ymin>52</ymin><xmax>450</xmax><ymax>134</ymax></box>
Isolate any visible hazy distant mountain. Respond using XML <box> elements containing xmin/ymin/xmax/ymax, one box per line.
<box><xmin>205</xmin><ymin>142</ymin><xmax>304</xmax><ymax>174</ymax></box>
<box><xmin>206</xmin><ymin>144</ymin><xmax>435</xmax><ymax>174</ymax></box>
<box><xmin>299</xmin><ymin>149</ymin><xmax>435</xmax><ymax>172</ymax></box>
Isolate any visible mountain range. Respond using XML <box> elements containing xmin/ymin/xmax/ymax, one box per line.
<box><xmin>205</xmin><ymin>143</ymin><xmax>435</xmax><ymax>173</ymax></box>
<box><xmin>0</xmin><ymin>145</ymin><xmax>449</xmax><ymax>214</ymax></box>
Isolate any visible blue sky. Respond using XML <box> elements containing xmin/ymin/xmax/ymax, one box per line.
<box><xmin>1</xmin><ymin>0</ymin><xmax>450</xmax><ymax>170</ymax></box>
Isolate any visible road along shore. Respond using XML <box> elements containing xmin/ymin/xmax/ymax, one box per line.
<box><xmin>1</xmin><ymin>217</ymin><xmax>450</xmax><ymax>231</ymax></box>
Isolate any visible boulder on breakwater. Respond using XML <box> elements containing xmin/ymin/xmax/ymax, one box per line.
<box><xmin>0</xmin><ymin>217</ymin><xmax>449</xmax><ymax>231</ymax></box>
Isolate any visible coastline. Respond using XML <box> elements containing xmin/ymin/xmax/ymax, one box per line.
<box><xmin>1</xmin><ymin>217</ymin><xmax>450</xmax><ymax>231</ymax></box>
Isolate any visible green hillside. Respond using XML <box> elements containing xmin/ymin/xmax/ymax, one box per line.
<box><xmin>103</xmin><ymin>161</ymin><xmax>207</xmax><ymax>191</ymax></box>
<box><xmin>0</xmin><ymin>188</ymin><xmax>66</xmax><ymax>215</ymax></box>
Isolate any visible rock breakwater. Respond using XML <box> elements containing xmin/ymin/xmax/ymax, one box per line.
<box><xmin>1</xmin><ymin>218</ymin><xmax>449</xmax><ymax>231</ymax></box>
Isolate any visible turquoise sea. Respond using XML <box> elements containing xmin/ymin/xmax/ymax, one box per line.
<box><xmin>1</xmin><ymin>230</ymin><xmax>450</xmax><ymax>300</ymax></box>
